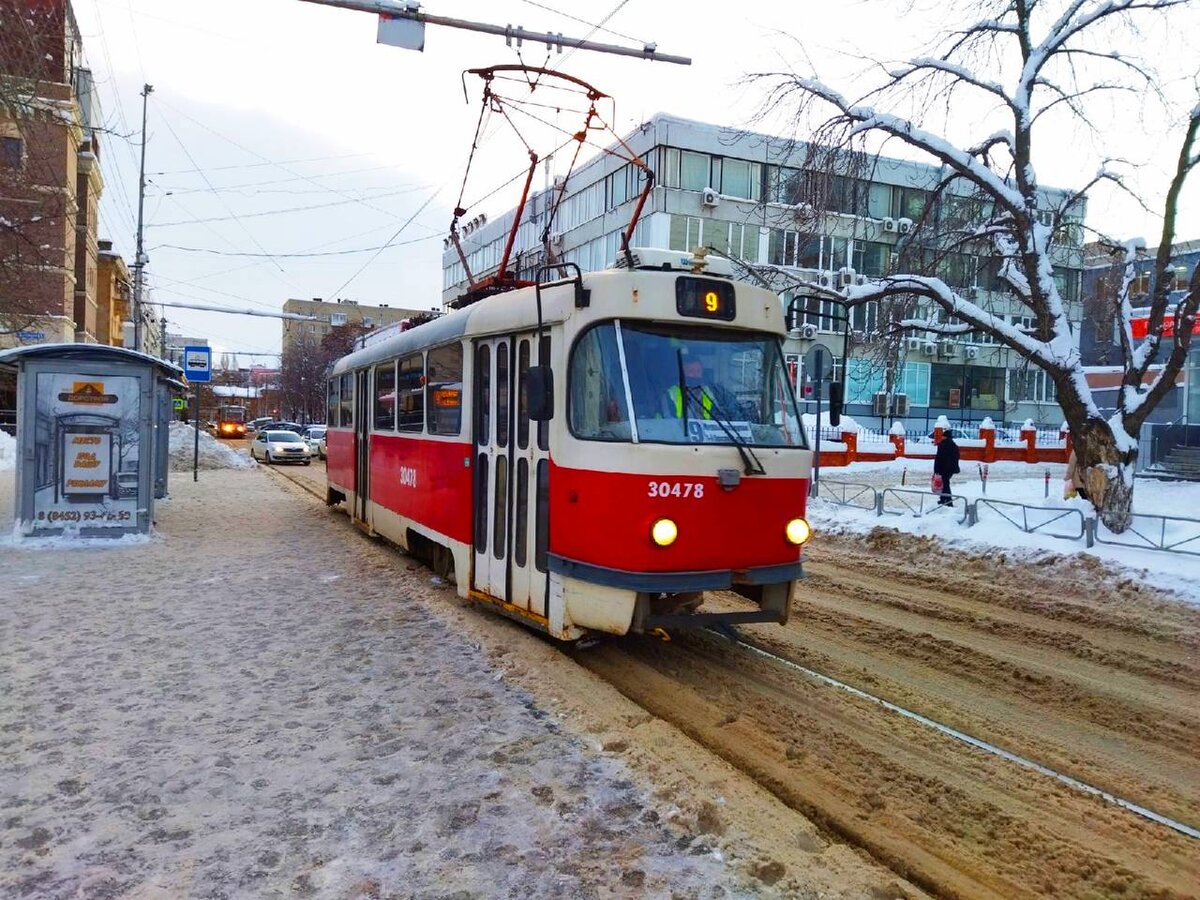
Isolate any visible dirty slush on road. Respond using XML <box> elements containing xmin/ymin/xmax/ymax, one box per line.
<box><xmin>576</xmin><ymin>528</ymin><xmax>1200</xmax><ymax>899</ymax></box>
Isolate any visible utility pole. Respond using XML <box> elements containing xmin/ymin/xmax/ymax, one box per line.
<box><xmin>133</xmin><ymin>83</ymin><xmax>153</xmax><ymax>353</ymax></box>
<box><xmin>159</xmin><ymin>316</ymin><xmax>168</xmax><ymax>361</ymax></box>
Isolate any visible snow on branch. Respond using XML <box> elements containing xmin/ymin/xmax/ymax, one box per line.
<box><xmin>786</xmin><ymin>77</ymin><xmax>1028</xmax><ymax>218</ymax></box>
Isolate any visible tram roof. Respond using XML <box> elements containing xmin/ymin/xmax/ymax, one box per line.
<box><xmin>329</xmin><ymin>268</ymin><xmax>782</xmax><ymax>378</ymax></box>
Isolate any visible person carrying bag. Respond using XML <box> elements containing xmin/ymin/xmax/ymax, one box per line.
<box><xmin>933</xmin><ymin>431</ymin><xmax>961</xmax><ymax>507</ymax></box>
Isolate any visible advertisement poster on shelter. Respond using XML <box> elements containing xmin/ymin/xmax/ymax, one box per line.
<box><xmin>32</xmin><ymin>373</ymin><xmax>141</xmax><ymax>529</ymax></box>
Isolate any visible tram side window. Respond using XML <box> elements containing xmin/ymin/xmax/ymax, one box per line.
<box><xmin>568</xmin><ymin>324</ymin><xmax>631</xmax><ymax>441</ymax></box>
<box><xmin>327</xmin><ymin>378</ymin><xmax>339</xmax><ymax>426</ymax></box>
<box><xmin>426</xmin><ymin>343</ymin><xmax>463</xmax><ymax>435</ymax></box>
<box><xmin>397</xmin><ymin>353</ymin><xmax>424</xmax><ymax>432</ymax></box>
<box><xmin>374</xmin><ymin>362</ymin><xmax>396</xmax><ymax>431</ymax></box>
<box><xmin>340</xmin><ymin>373</ymin><xmax>354</xmax><ymax>427</ymax></box>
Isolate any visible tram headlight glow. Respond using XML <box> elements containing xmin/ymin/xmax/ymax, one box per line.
<box><xmin>651</xmin><ymin>518</ymin><xmax>678</xmax><ymax>547</ymax></box>
<box><xmin>785</xmin><ymin>517</ymin><xmax>811</xmax><ymax>546</ymax></box>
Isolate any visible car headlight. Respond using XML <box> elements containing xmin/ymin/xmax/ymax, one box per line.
<box><xmin>785</xmin><ymin>517</ymin><xmax>811</xmax><ymax>546</ymax></box>
<box><xmin>651</xmin><ymin>518</ymin><xmax>678</xmax><ymax>547</ymax></box>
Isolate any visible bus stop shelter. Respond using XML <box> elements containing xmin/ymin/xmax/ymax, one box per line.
<box><xmin>0</xmin><ymin>344</ymin><xmax>185</xmax><ymax>538</ymax></box>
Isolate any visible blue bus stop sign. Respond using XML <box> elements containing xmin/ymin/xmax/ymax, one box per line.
<box><xmin>183</xmin><ymin>346</ymin><xmax>211</xmax><ymax>383</ymax></box>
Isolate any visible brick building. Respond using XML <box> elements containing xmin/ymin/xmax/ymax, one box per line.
<box><xmin>95</xmin><ymin>238</ymin><xmax>129</xmax><ymax>346</ymax></box>
<box><xmin>280</xmin><ymin>298</ymin><xmax>429</xmax><ymax>354</ymax></box>
<box><xmin>0</xmin><ymin>0</ymin><xmax>103</xmax><ymax>348</ymax></box>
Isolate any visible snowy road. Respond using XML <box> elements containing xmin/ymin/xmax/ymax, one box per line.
<box><xmin>0</xmin><ymin>468</ymin><xmax>743</xmax><ymax>898</ymax></box>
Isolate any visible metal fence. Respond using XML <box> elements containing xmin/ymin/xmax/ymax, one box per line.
<box><xmin>1095</xmin><ymin>512</ymin><xmax>1200</xmax><ymax>556</ymax></box>
<box><xmin>813</xmin><ymin>464</ymin><xmax>1200</xmax><ymax>557</ymax></box>
<box><xmin>877</xmin><ymin>487</ymin><xmax>971</xmax><ymax>524</ymax></box>
<box><xmin>817</xmin><ymin>480</ymin><xmax>878</xmax><ymax>510</ymax></box>
<box><xmin>974</xmin><ymin>498</ymin><xmax>1088</xmax><ymax>543</ymax></box>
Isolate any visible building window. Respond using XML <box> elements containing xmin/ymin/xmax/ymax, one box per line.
<box><xmin>331</xmin><ymin>312</ymin><xmax>348</xmax><ymax>326</ymax></box>
<box><xmin>931</xmin><ymin>364</ymin><xmax>1004</xmax><ymax>410</ymax></box>
<box><xmin>1052</xmin><ymin>266</ymin><xmax>1080</xmax><ymax>304</ymax></box>
<box><xmin>680</xmin><ymin>150</ymin><xmax>710</xmax><ymax>191</ymax></box>
<box><xmin>0</xmin><ymin>136</ymin><xmax>22</xmax><ymax>169</ymax></box>
<box><xmin>363</xmin><ymin>316</ymin><xmax>374</xmax><ymax>327</ymax></box>
<box><xmin>1008</xmin><ymin>367</ymin><xmax>1058</xmax><ymax>403</ymax></box>
<box><xmin>847</xmin><ymin>359</ymin><xmax>931</xmax><ymax>407</ymax></box>
<box><xmin>719</xmin><ymin>158</ymin><xmax>762</xmax><ymax>201</ymax></box>
<box><xmin>669</xmin><ymin>215</ymin><xmax>703</xmax><ymax>252</ymax></box>
<box><xmin>892</xmin><ymin>187</ymin><xmax>931</xmax><ymax>220</ymax></box>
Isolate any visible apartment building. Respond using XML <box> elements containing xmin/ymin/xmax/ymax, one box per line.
<box><xmin>442</xmin><ymin>113</ymin><xmax>1086</xmax><ymax>427</ymax></box>
<box><xmin>280</xmin><ymin>297</ymin><xmax>429</xmax><ymax>354</ymax></box>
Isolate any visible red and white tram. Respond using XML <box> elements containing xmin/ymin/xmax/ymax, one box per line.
<box><xmin>325</xmin><ymin>249</ymin><xmax>814</xmax><ymax>641</ymax></box>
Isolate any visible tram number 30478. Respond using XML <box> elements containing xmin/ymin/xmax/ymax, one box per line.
<box><xmin>647</xmin><ymin>481</ymin><xmax>705</xmax><ymax>499</ymax></box>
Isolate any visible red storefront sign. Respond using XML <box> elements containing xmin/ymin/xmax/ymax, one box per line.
<box><xmin>1129</xmin><ymin>312</ymin><xmax>1200</xmax><ymax>340</ymax></box>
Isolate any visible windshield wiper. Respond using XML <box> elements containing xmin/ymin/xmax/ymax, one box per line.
<box><xmin>687</xmin><ymin>385</ymin><xmax>766</xmax><ymax>476</ymax></box>
<box><xmin>675</xmin><ymin>349</ymin><xmax>689</xmax><ymax>437</ymax></box>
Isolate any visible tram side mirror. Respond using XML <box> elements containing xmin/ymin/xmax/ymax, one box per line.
<box><xmin>828</xmin><ymin>381</ymin><xmax>844</xmax><ymax>428</ymax></box>
<box><xmin>528</xmin><ymin>365</ymin><xmax>554</xmax><ymax>421</ymax></box>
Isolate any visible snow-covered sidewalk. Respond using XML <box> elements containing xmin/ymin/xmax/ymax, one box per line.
<box><xmin>810</xmin><ymin>461</ymin><xmax>1200</xmax><ymax>605</ymax></box>
<box><xmin>0</xmin><ymin>469</ymin><xmax>734</xmax><ymax>898</ymax></box>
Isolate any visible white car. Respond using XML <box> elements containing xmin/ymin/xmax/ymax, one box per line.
<box><xmin>303</xmin><ymin>425</ymin><xmax>327</xmax><ymax>460</ymax></box>
<box><xmin>250</xmin><ymin>430</ymin><xmax>311</xmax><ymax>465</ymax></box>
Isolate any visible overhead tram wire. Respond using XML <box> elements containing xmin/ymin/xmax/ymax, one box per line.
<box><xmin>151</xmin><ymin>152</ymin><xmax>370</xmax><ymax>177</ymax></box>
<box><xmin>156</xmin><ymin>99</ymin><xmax>429</xmax><ymax>230</ymax></box>
<box><xmin>327</xmin><ymin>187</ymin><xmax>443</xmax><ymax>298</ymax></box>
<box><xmin>149</xmin><ymin>185</ymin><xmax>433</xmax><ymax>227</ymax></box>
<box><xmin>154</xmin><ymin>233</ymin><xmax>442</xmax><ymax>258</ymax></box>
<box><xmin>553</xmin><ymin>0</ymin><xmax>634</xmax><ymax>71</ymax></box>
<box><xmin>156</xmin><ymin>111</ymin><xmax>300</xmax><ymax>287</ymax></box>
<box><xmin>518</xmin><ymin>0</ymin><xmax>647</xmax><ymax>46</ymax></box>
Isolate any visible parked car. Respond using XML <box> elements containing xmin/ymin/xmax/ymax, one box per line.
<box><xmin>303</xmin><ymin>425</ymin><xmax>327</xmax><ymax>460</ymax></box>
<box><xmin>249</xmin><ymin>430</ymin><xmax>311</xmax><ymax>465</ymax></box>
<box><xmin>247</xmin><ymin>416</ymin><xmax>274</xmax><ymax>432</ymax></box>
<box><xmin>253</xmin><ymin>420</ymin><xmax>305</xmax><ymax>436</ymax></box>
<box><xmin>924</xmin><ymin>427</ymin><xmax>974</xmax><ymax>442</ymax></box>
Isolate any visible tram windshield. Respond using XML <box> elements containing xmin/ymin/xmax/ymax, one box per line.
<box><xmin>569</xmin><ymin>321</ymin><xmax>806</xmax><ymax>448</ymax></box>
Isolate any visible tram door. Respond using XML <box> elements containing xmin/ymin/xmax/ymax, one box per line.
<box><xmin>472</xmin><ymin>333</ymin><xmax>550</xmax><ymax>614</ymax></box>
<box><xmin>354</xmin><ymin>368</ymin><xmax>370</xmax><ymax>523</ymax></box>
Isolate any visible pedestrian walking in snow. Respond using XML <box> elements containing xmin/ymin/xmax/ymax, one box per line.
<box><xmin>1065</xmin><ymin>448</ymin><xmax>1089</xmax><ymax>501</ymax></box>
<box><xmin>934</xmin><ymin>430</ymin><xmax>960</xmax><ymax>506</ymax></box>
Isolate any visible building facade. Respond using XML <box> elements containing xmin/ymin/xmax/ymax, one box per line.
<box><xmin>280</xmin><ymin>297</ymin><xmax>429</xmax><ymax>354</ymax></box>
<box><xmin>0</xmin><ymin>0</ymin><xmax>104</xmax><ymax>349</ymax></box>
<box><xmin>442</xmin><ymin>114</ymin><xmax>1086</xmax><ymax>429</ymax></box>
<box><xmin>95</xmin><ymin>238</ymin><xmax>129</xmax><ymax>346</ymax></box>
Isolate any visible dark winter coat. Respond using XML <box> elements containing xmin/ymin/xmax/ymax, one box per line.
<box><xmin>934</xmin><ymin>436</ymin><xmax>961</xmax><ymax>476</ymax></box>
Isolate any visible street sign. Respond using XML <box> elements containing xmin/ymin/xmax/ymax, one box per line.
<box><xmin>377</xmin><ymin>13</ymin><xmax>425</xmax><ymax>50</ymax></box>
<box><xmin>172</xmin><ymin>397</ymin><xmax>186</xmax><ymax>411</ymax></box>
<box><xmin>183</xmin><ymin>345</ymin><xmax>211</xmax><ymax>383</ymax></box>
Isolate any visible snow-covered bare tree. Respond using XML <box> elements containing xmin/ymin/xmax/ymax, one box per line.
<box><xmin>756</xmin><ymin>0</ymin><xmax>1200</xmax><ymax>531</ymax></box>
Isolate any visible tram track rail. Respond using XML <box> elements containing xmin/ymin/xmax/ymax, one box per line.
<box><xmin>719</xmin><ymin>630</ymin><xmax>1200</xmax><ymax>841</ymax></box>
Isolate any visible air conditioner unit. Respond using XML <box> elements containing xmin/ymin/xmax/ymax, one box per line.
<box><xmin>940</xmin><ymin>339</ymin><xmax>958</xmax><ymax>357</ymax></box>
<box><xmin>898</xmin><ymin>218</ymin><xmax>914</xmax><ymax>235</ymax></box>
<box><xmin>872</xmin><ymin>392</ymin><xmax>889</xmax><ymax>416</ymax></box>
<box><xmin>923</xmin><ymin>341</ymin><xmax>937</xmax><ymax>355</ymax></box>
<box><xmin>893</xmin><ymin>393</ymin><xmax>910</xmax><ymax>416</ymax></box>
<box><xmin>855</xmin><ymin>274</ymin><xmax>867</xmax><ymax>285</ymax></box>
<box><xmin>838</xmin><ymin>269</ymin><xmax>856</xmax><ymax>287</ymax></box>
<box><xmin>882</xmin><ymin>217</ymin><xmax>897</xmax><ymax>232</ymax></box>
<box><xmin>818</xmin><ymin>273</ymin><xmax>833</xmax><ymax>288</ymax></box>
<box><xmin>800</xmin><ymin>323</ymin><xmax>818</xmax><ymax>340</ymax></box>
<box><xmin>905</xmin><ymin>336</ymin><xmax>923</xmax><ymax>352</ymax></box>
<box><xmin>701</xmin><ymin>187</ymin><xmax>720</xmax><ymax>207</ymax></box>
<box><xmin>964</xmin><ymin>345</ymin><xmax>979</xmax><ymax>360</ymax></box>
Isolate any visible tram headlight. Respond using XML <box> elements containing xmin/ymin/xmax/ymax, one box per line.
<box><xmin>785</xmin><ymin>517</ymin><xmax>811</xmax><ymax>546</ymax></box>
<box><xmin>651</xmin><ymin>517</ymin><xmax>678</xmax><ymax>547</ymax></box>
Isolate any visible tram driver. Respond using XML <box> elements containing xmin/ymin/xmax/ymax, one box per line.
<box><xmin>662</xmin><ymin>354</ymin><xmax>738</xmax><ymax>421</ymax></box>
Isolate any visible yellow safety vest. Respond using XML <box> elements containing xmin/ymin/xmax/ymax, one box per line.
<box><xmin>668</xmin><ymin>385</ymin><xmax>713</xmax><ymax>419</ymax></box>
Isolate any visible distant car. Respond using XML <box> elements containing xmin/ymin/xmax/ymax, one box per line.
<box><xmin>247</xmin><ymin>416</ymin><xmax>273</xmax><ymax>432</ymax></box>
<box><xmin>303</xmin><ymin>425</ymin><xmax>327</xmax><ymax>460</ymax></box>
<box><xmin>925</xmin><ymin>427</ymin><xmax>974</xmax><ymax>442</ymax></box>
<box><xmin>253</xmin><ymin>420</ymin><xmax>305</xmax><ymax>436</ymax></box>
<box><xmin>249</xmin><ymin>430</ymin><xmax>311</xmax><ymax>465</ymax></box>
<box><xmin>115</xmin><ymin>471</ymin><xmax>138</xmax><ymax>498</ymax></box>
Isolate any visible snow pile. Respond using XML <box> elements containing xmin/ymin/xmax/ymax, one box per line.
<box><xmin>0</xmin><ymin>430</ymin><xmax>15</xmax><ymax>472</ymax></box>
<box><xmin>168</xmin><ymin>422</ymin><xmax>254</xmax><ymax>471</ymax></box>
<box><xmin>802</xmin><ymin>412</ymin><xmax>862</xmax><ymax>434</ymax></box>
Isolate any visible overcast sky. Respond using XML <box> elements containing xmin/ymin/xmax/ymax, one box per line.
<box><xmin>73</xmin><ymin>0</ymin><xmax>1200</xmax><ymax>363</ymax></box>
